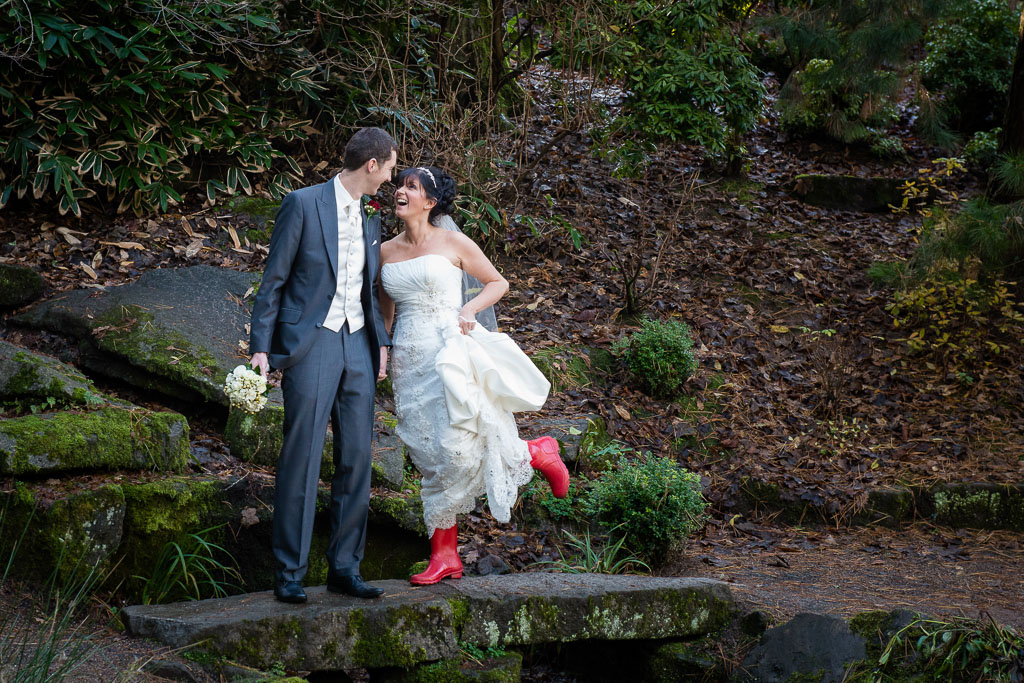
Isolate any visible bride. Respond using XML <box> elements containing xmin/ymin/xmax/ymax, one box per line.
<box><xmin>379</xmin><ymin>165</ymin><xmax>569</xmax><ymax>586</ymax></box>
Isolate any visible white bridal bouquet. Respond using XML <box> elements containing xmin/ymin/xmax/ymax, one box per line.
<box><xmin>224</xmin><ymin>365</ymin><xmax>268</xmax><ymax>413</ymax></box>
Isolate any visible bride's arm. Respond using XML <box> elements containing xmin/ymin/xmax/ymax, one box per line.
<box><xmin>452</xmin><ymin>232</ymin><xmax>508</xmax><ymax>332</ymax></box>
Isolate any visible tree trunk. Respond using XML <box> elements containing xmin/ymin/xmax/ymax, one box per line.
<box><xmin>997</xmin><ymin>8</ymin><xmax>1024</xmax><ymax>155</ymax></box>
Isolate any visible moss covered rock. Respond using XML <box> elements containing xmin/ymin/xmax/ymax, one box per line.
<box><xmin>0</xmin><ymin>340</ymin><xmax>105</xmax><ymax>407</ymax></box>
<box><xmin>0</xmin><ymin>406</ymin><xmax>189</xmax><ymax>476</ymax></box>
<box><xmin>0</xmin><ymin>483</ymin><xmax>125</xmax><ymax>584</ymax></box>
<box><xmin>15</xmin><ymin>265</ymin><xmax>262</xmax><ymax>405</ymax></box>
<box><xmin>927</xmin><ymin>483</ymin><xmax>1024</xmax><ymax>531</ymax></box>
<box><xmin>0</xmin><ymin>263</ymin><xmax>45</xmax><ymax>308</ymax></box>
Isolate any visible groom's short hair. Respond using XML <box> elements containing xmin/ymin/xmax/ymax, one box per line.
<box><xmin>343</xmin><ymin>127</ymin><xmax>398</xmax><ymax>171</ymax></box>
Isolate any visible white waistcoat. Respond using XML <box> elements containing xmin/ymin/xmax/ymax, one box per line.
<box><xmin>322</xmin><ymin>175</ymin><xmax>366</xmax><ymax>333</ymax></box>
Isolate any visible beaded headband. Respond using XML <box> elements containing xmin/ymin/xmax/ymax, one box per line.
<box><xmin>416</xmin><ymin>166</ymin><xmax>437</xmax><ymax>189</ymax></box>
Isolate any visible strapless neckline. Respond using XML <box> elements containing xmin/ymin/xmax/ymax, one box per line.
<box><xmin>382</xmin><ymin>253</ymin><xmax>459</xmax><ymax>270</ymax></box>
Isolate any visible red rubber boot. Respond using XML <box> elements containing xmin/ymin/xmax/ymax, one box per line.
<box><xmin>527</xmin><ymin>436</ymin><xmax>569</xmax><ymax>499</ymax></box>
<box><xmin>410</xmin><ymin>525</ymin><xmax>463</xmax><ymax>585</ymax></box>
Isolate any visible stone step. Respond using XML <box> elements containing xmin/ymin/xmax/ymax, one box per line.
<box><xmin>124</xmin><ymin>574</ymin><xmax>736</xmax><ymax>672</ymax></box>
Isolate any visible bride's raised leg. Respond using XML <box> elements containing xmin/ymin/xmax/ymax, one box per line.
<box><xmin>410</xmin><ymin>524</ymin><xmax>463</xmax><ymax>585</ymax></box>
<box><xmin>527</xmin><ymin>436</ymin><xmax>569</xmax><ymax>499</ymax></box>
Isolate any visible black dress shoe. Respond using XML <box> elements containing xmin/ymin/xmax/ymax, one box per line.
<box><xmin>327</xmin><ymin>573</ymin><xmax>384</xmax><ymax>599</ymax></box>
<box><xmin>274</xmin><ymin>580</ymin><xmax>307</xmax><ymax>603</ymax></box>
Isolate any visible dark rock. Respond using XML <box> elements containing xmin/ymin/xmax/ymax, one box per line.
<box><xmin>738</xmin><ymin>612</ymin><xmax>866</xmax><ymax>682</ymax></box>
<box><xmin>0</xmin><ymin>263</ymin><xmax>45</xmax><ymax>308</ymax></box>
<box><xmin>473</xmin><ymin>554</ymin><xmax>512</xmax><ymax>576</ymax></box>
<box><xmin>788</xmin><ymin>175</ymin><xmax>911</xmax><ymax>212</ymax></box>
<box><xmin>525</xmin><ymin>416</ymin><xmax>602</xmax><ymax>464</ymax></box>
<box><xmin>739</xmin><ymin>609</ymin><xmax>771</xmax><ymax>636</ymax></box>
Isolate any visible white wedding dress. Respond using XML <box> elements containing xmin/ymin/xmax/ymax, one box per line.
<box><xmin>381</xmin><ymin>253</ymin><xmax>549</xmax><ymax>536</ymax></box>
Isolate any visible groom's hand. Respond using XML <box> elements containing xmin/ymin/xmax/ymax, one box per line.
<box><xmin>250</xmin><ymin>352</ymin><xmax>269</xmax><ymax>377</ymax></box>
<box><xmin>378</xmin><ymin>347</ymin><xmax>388</xmax><ymax>382</ymax></box>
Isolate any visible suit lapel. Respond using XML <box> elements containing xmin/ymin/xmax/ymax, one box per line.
<box><xmin>317</xmin><ymin>180</ymin><xmax>339</xmax><ymax>278</ymax></box>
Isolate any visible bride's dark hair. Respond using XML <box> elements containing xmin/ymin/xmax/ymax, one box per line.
<box><xmin>396</xmin><ymin>166</ymin><xmax>456</xmax><ymax>225</ymax></box>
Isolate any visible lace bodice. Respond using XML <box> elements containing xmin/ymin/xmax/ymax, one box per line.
<box><xmin>380</xmin><ymin>253</ymin><xmax>534</xmax><ymax>535</ymax></box>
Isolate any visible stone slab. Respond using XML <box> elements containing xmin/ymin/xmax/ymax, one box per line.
<box><xmin>124</xmin><ymin>574</ymin><xmax>736</xmax><ymax>671</ymax></box>
<box><xmin>0</xmin><ymin>263</ymin><xmax>45</xmax><ymax>308</ymax></box>
<box><xmin>15</xmin><ymin>265</ymin><xmax>263</xmax><ymax>406</ymax></box>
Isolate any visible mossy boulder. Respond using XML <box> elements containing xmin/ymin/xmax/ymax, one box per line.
<box><xmin>0</xmin><ymin>483</ymin><xmax>125</xmax><ymax>584</ymax></box>
<box><xmin>926</xmin><ymin>483</ymin><xmax>1024</xmax><ymax>531</ymax></box>
<box><xmin>788</xmin><ymin>174</ymin><xmax>913</xmax><ymax>213</ymax></box>
<box><xmin>369</xmin><ymin>489</ymin><xmax>428</xmax><ymax>537</ymax></box>
<box><xmin>0</xmin><ymin>340</ymin><xmax>105</xmax><ymax>407</ymax></box>
<box><xmin>15</xmin><ymin>265</ymin><xmax>263</xmax><ymax>405</ymax></box>
<box><xmin>374</xmin><ymin>652</ymin><xmax>524</xmax><ymax>683</ymax></box>
<box><xmin>0</xmin><ymin>406</ymin><xmax>189</xmax><ymax>476</ymax></box>
<box><xmin>0</xmin><ymin>263</ymin><xmax>45</xmax><ymax>308</ymax></box>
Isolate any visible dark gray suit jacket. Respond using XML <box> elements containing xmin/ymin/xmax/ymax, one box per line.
<box><xmin>250</xmin><ymin>180</ymin><xmax>391</xmax><ymax>376</ymax></box>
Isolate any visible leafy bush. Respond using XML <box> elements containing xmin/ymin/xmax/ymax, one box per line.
<box><xmin>888</xmin><ymin>276</ymin><xmax>1024</xmax><ymax>367</ymax></box>
<box><xmin>962</xmin><ymin>128</ymin><xmax>1002</xmax><ymax>169</ymax></box>
<box><xmin>554</xmin><ymin>0</ymin><xmax>764</xmax><ymax>162</ymax></box>
<box><xmin>582</xmin><ymin>454</ymin><xmax>707</xmax><ymax>564</ymax></box>
<box><xmin>779</xmin><ymin>58</ymin><xmax>898</xmax><ymax>143</ymax></box>
<box><xmin>615</xmin><ymin>317</ymin><xmax>697</xmax><ymax>400</ymax></box>
<box><xmin>922</xmin><ymin>0</ymin><xmax>1019</xmax><ymax>133</ymax></box>
<box><xmin>0</xmin><ymin>0</ymin><xmax>324</xmax><ymax>215</ymax></box>
<box><xmin>766</xmin><ymin>0</ymin><xmax>942</xmax><ymax>144</ymax></box>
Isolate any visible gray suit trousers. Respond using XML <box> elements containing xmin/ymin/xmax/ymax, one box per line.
<box><xmin>273</xmin><ymin>323</ymin><xmax>374</xmax><ymax>582</ymax></box>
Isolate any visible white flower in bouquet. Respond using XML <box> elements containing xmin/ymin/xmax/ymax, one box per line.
<box><xmin>224</xmin><ymin>364</ymin><xmax>268</xmax><ymax>413</ymax></box>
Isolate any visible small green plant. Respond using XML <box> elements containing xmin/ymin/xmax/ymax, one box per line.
<box><xmin>962</xmin><ymin>128</ymin><xmax>1001</xmax><ymax>169</ymax></box>
<box><xmin>869</xmin><ymin>132</ymin><xmax>907</xmax><ymax>160</ymax></box>
<box><xmin>614</xmin><ymin>317</ymin><xmax>697</xmax><ymax>400</ymax></box>
<box><xmin>582</xmin><ymin>454</ymin><xmax>708</xmax><ymax>565</ymax></box>
<box><xmin>138</xmin><ymin>525</ymin><xmax>242</xmax><ymax>605</ymax></box>
<box><xmin>459</xmin><ymin>641</ymin><xmax>509</xmax><ymax>664</ymax></box>
<box><xmin>523</xmin><ymin>477</ymin><xmax>581</xmax><ymax>522</ymax></box>
<box><xmin>857</xmin><ymin>615</ymin><xmax>1024</xmax><ymax>681</ymax></box>
<box><xmin>534</xmin><ymin>524</ymin><xmax>650</xmax><ymax>575</ymax></box>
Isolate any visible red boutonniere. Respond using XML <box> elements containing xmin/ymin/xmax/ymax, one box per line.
<box><xmin>364</xmin><ymin>199</ymin><xmax>381</xmax><ymax>218</ymax></box>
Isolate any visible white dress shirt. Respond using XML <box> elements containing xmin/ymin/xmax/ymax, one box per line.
<box><xmin>322</xmin><ymin>175</ymin><xmax>366</xmax><ymax>333</ymax></box>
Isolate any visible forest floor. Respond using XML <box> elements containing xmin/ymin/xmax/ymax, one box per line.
<box><xmin>1</xmin><ymin>65</ymin><xmax>1022</xmax><ymax>679</ymax></box>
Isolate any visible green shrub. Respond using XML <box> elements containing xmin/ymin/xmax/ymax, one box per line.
<box><xmin>962</xmin><ymin>129</ymin><xmax>1002</xmax><ymax>169</ymax></box>
<box><xmin>620</xmin><ymin>0</ymin><xmax>765</xmax><ymax>160</ymax></box>
<box><xmin>779</xmin><ymin>58</ymin><xmax>898</xmax><ymax>143</ymax></box>
<box><xmin>922</xmin><ymin>0</ymin><xmax>1019</xmax><ymax>133</ymax></box>
<box><xmin>615</xmin><ymin>317</ymin><xmax>697</xmax><ymax>400</ymax></box>
<box><xmin>766</xmin><ymin>0</ymin><xmax>942</xmax><ymax>144</ymax></box>
<box><xmin>554</xmin><ymin>0</ymin><xmax>763</xmax><ymax>163</ymax></box>
<box><xmin>582</xmin><ymin>454</ymin><xmax>708</xmax><ymax>564</ymax></box>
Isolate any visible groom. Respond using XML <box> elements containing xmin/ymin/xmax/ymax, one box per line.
<box><xmin>249</xmin><ymin>127</ymin><xmax>396</xmax><ymax>603</ymax></box>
